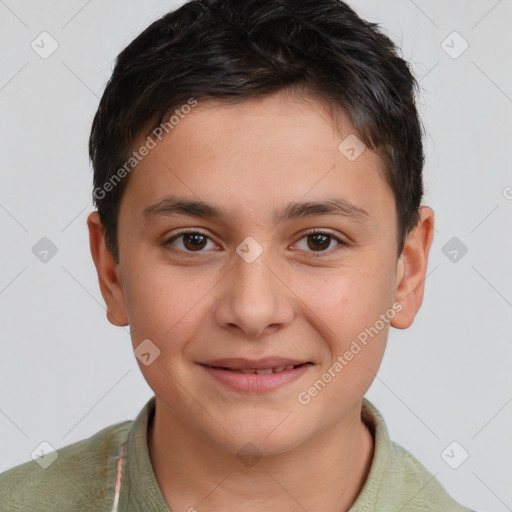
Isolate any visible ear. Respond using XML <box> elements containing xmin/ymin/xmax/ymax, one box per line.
<box><xmin>390</xmin><ymin>206</ymin><xmax>435</xmax><ymax>329</ymax></box>
<box><xmin>87</xmin><ymin>211</ymin><xmax>129</xmax><ymax>326</ymax></box>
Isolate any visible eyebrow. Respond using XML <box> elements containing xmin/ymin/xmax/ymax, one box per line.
<box><xmin>141</xmin><ymin>195</ymin><xmax>370</xmax><ymax>224</ymax></box>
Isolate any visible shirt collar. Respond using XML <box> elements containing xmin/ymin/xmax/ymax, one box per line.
<box><xmin>349</xmin><ymin>397</ymin><xmax>391</xmax><ymax>510</ymax></box>
<box><xmin>120</xmin><ymin>395</ymin><xmax>170</xmax><ymax>511</ymax></box>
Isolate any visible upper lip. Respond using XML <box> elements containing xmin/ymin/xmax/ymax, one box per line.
<box><xmin>199</xmin><ymin>357</ymin><xmax>310</xmax><ymax>370</ymax></box>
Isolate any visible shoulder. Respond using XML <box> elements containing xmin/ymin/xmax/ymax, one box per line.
<box><xmin>0</xmin><ymin>419</ymin><xmax>132</xmax><ymax>512</ymax></box>
<box><xmin>355</xmin><ymin>399</ymin><xmax>477</xmax><ymax>512</ymax></box>
<box><xmin>382</xmin><ymin>440</ymin><xmax>476</xmax><ymax>512</ymax></box>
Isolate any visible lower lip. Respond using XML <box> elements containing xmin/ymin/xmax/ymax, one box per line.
<box><xmin>201</xmin><ymin>364</ymin><xmax>311</xmax><ymax>393</ymax></box>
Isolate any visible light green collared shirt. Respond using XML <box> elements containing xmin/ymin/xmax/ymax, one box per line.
<box><xmin>0</xmin><ymin>396</ymin><xmax>476</xmax><ymax>511</ymax></box>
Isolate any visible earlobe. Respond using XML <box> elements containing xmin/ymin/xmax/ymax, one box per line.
<box><xmin>390</xmin><ymin>206</ymin><xmax>435</xmax><ymax>330</ymax></box>
<box><xmin>87</xmin><ymin>211</ymin><xmax>129</xmax><ymax>327</ymax></box>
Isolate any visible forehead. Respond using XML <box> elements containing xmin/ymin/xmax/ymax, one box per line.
<box><xmin>120</xmin><ymin>92</ymin><xmax>393</xmax><ymax>228</ymax></box>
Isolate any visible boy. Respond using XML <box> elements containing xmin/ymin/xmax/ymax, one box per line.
<box><xmin>0</xmin><ymin>0</ymin><xmax>476</xmax><ymax>510</ymax></box>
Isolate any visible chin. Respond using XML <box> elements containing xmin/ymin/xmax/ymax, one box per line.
<box><xmin>202</xmin><ymin>417</ymin><xmax>310</xmax><ymax>459</ymax></box>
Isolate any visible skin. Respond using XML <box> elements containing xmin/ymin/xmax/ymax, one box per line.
<box><xmin>88</xmin><ymin>91</ymin><xmax>434</xmax><ymax>512</ymax></box>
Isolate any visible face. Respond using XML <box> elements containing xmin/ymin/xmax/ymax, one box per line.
<box><xmin>89</xmin><ymin>91</ymin><xmax>433</xmax><ymax>456</ymax></box>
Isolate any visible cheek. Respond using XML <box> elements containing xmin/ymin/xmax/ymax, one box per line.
<box><xmin>292</xmin><ymin>259</ymin><xmax>395</xmax><ymax>400</ymax></box>
<box><xmin>297</xmin><ymin>261</ymin><xmax>394</xmax><ymax>337</ymax></box>
<box><xmin>122</xmin><ymin>257</ymin><xmax>215</xmax><ymax>351</ymax></box>
<box><xmin>298</xmin><ymin>276</ymin><xmax>392</xmax><ymax>413</ymax></box>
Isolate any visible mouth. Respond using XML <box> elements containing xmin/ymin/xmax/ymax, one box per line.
<box><xmin>198</xmin><ymin>358</ymin><xmax>313</xmax><ymax>393</ymax></box>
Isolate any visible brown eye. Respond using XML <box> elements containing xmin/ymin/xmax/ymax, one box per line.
<box><xmin>182</xmin><ymin>233</ymin><xmax>208</xmax><ymax>251</ymax></box>
<box><xmin>306</xmin><ymin>233</ymin><xmax>331</xmax><ymax>251</ymax></box>
<box><xmin>294</xmin><ymin>230</ymin><xmax>345</xmax><ymax>255</ymax></box>
<box><xmin>166</xmin><ymin>231</ymin><xmax>215</xmax><ymax>252</ymax></box>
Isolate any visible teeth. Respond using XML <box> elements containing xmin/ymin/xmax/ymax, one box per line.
<box><xmin>217</xmin><ymin>364</ymin><xmax>304</xmax><ymax>374</ymax></box>
<box><xmin>242</xmin><ymin>365</ymin><xmax>302</xmax><ymax>374</ymax></box>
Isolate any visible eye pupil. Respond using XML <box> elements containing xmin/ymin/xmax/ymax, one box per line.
<box><xmin>307</xmin><ymin>233</ymin><xmax>330</xmax><ymax>251</ymax></box>
<box><xmin>184</xmin><ymin>233</ymin><xmax>207</xmax><ymax>251</ymax></box>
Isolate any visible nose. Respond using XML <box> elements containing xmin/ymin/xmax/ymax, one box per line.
<box><xmin>212</xmin><ymin>245</ymin><xmax>295</xmax><ymax>339</ymax></box>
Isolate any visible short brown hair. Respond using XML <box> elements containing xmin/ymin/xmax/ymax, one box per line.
<box><xmin>90</xmin><ymin>0</ymin><xmax>425</xmax><ymax>262</ymax></box>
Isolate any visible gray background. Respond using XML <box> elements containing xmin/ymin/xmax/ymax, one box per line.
<box><xmin>0</xmin><ymin>1</ymin><xmax>511</xmax><ymax>510</ymax></box>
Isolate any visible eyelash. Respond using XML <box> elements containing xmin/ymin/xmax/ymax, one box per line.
<box><xmin>164</xmin><ymin>228</ymin><xmax>346</xmax><ymax>258</ymax></box>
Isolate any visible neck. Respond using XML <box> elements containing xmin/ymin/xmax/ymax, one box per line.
<box><xmin>148</xmin><ymin>400</ymin><xmax>374</xmax><ymax>512</ymax></box>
